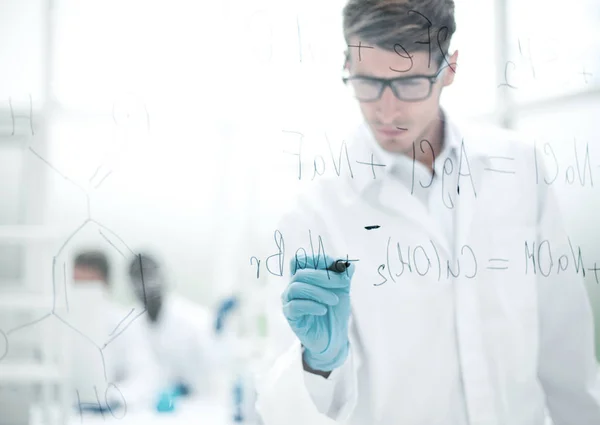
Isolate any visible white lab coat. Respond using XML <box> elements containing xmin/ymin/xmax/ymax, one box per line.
<box><xmin>256</xmin><ymin>113</ymin><xmax>600</xmax><ymax>424</ymax></box>
<box><xmin>138</xmin><ymin>294</ymin><xmax>218</xmax><ymax>397</ymax></box>
<box><xmin>68</xmin><ymin>282</ymin><xmax>157</xmax><ymax>408</ymax></box>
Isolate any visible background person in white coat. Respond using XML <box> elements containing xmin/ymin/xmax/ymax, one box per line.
<box><xmin>127</xmin><ymin>252</ymin><xmax>217</xmax><ymax>407</ymax></box>
<box><xmin>256</xmin><ymin>0</ymin><xmax>600</xmax><ymax>424</ymax></box>
<box><xmin>70</xmin><ymin>250</ymin><xmax>156</xmax><ymax>411</ymax></box>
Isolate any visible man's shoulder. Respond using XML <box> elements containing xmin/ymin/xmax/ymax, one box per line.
<box><xmin>458</xmin><ymin>118</ymin><xmax>534</xmax><ymax>160</ymax></box>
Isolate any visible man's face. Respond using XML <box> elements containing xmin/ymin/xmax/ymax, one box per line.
<box><xmin>73</xmin><ymin>266</ymin><xmax>106</xmax><ymax>283</ymax></box>
<box><xmin>346</xmin><ymin>37</ymin><xmax>458</xmax><ymax>154</ymax></box>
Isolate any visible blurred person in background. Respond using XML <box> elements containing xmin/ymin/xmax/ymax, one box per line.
<box><xmin>127</xmin><ymin>252</ymin><xmax>218</xmax><ymax>412</ymax></box>
<box><xmin>70</xmin><ymin>250</ymin><xmax>156</xmax><ymax>413</ymax></box>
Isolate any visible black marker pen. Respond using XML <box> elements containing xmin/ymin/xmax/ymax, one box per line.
<box><xmin>326</xmin><ymin>260</ymin><xmax>351</xmax><ymax>273</ymax></box>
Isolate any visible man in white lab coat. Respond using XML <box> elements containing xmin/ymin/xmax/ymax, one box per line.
<box><xmin>256</xmin><ymin>1</ymin><xmax>600</xmax><ymax>424</ymax></box>
<box><xmin>127</xmin><ymin>253</ymin><xmax>217</xmax><ymax>401</ymax></box>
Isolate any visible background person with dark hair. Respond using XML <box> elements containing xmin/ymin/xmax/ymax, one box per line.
<box><xmin>127</xmin><ymin>252</ymin><xmax>218</xmax><ymax>411</ymax></box>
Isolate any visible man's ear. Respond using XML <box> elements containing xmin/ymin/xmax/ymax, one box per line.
<box><xmin>442</xmin><ymin>50</ymin><xmax>459</xmax><ymax>86</ymax></box>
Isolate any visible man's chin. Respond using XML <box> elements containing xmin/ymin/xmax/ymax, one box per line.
<box><xmin>376</xmin><ymin>136</ymin><xmax>414</xmax><ymax>155</ymax></box>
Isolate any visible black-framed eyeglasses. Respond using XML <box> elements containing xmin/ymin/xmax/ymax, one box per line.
<box><xmin>342</xmin><ymin>62</ymin><xmax>449</xmax><ymax>102</ymax></box>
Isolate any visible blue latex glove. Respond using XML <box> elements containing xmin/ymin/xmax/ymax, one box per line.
<box><xmin>156</xmin><ymin>391</ymin><xmax>175</xmax><ymax>413</ymax></box>
<box><xmin>214</xmin><ymin>296</ymin><xmax>239</xmax><ymax>334</ymax></box>
<box><xmin>282</xmin><ymin>253</ymin><xmax>355</xmax><ymax>372</ymax></box>
<box><xmin>156</xmin><ymin>383</ymin><xmax>188</xmax><ymax>413</ymax></box>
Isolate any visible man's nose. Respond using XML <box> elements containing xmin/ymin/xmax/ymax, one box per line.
<box><xmin>376</xmin><ymin>86</ymin><xmax>401</xmax><ymax>122</ymax></box>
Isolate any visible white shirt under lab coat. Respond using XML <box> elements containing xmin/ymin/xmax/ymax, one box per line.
<box><xmin>256</xmin><ymin>111</ymin><xmax>600</xmax><ymax>424</ymax></box>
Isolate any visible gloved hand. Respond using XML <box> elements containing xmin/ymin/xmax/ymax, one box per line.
<box><xmin>281</xmin><ymin>253</ymin><xmax>355</xmax><ymax>372</ymax></box>
<box><xmin>155</xmin><ymin>383</ymin><xmax>189</xmax><ymax>413</ymax></box>
<box><xmin>156</xmin><ymin>390</ymin><xmax>175</xmax><ymax>413</ymax></box>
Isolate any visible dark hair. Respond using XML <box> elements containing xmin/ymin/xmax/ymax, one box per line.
<box><xmin>74</xmin><ymin>251</ymin><xmax>110</xmax><ymax>283</ymax></box>
<box><xmin>128</xmin><ymin>253</ymin><xmax>160</xmax><ymax>281</ymax></box>
<box><xmin>343</xmin><ymin>0</ymin><xmax>456</xmax><ymax>66</ymax></box>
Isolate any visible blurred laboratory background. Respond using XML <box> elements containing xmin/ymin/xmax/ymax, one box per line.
<box><xmin>0</xmin><ymin>0</ymin><xmax>599</xmax><ymax>424</ymax></box>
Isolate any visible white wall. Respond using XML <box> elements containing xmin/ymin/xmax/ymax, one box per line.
<box><xmin>0</xmin><ymin>2</ymin><xmax>47</xmax><ymax>424</ymax></box>
<box><xmin>0</xmin><ymin>0</ymin><xmax>44</xmax><ymax>105</ymax></box>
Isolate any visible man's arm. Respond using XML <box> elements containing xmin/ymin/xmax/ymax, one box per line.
<box><xmin>256</xmin><ymin>203</ymin><xmax>361</xmax><ymax>424</ymax></box>
<box><xmin>536</xmin><ymin>164</ymin><xmax>600</xmax><ymax>424</ymax></box>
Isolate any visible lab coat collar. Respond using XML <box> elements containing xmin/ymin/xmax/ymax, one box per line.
<box><xmin>347</xmin><ymin>107</ymin><xmax>490</xmax><ymax>197</ymax></box>
<box><xmin>340</xmin><ymin>108</ymin><xmax>490</xmax><ymax>259</ymax></box>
